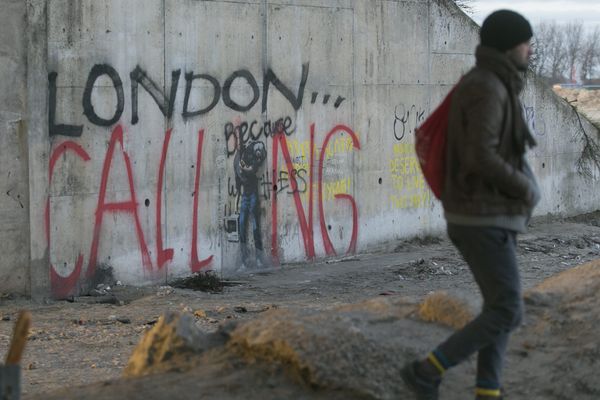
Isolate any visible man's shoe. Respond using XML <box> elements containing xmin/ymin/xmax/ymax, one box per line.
<box><xmin>475</xmin><ymin>391</ymin><xmax>503</xmax><ymax>399</ymax></box>
<box><xmin>255</xmin><ymin>249</ymin><xmax>273</xmax><ymax>269</ymax></box>
<box><xmin>239</xmin><ymin>245</ymin><xmax>255</xmax><ymax>269</ymax></box>
<box><xmin>401</xmin><ymin>361</ymin><xmax>440</xmax><ymax>400</ymax></box>
<box><xmin>475</xmin><ymin>385</ymin><xmax>503</xmax><ymax>399</ymax></box>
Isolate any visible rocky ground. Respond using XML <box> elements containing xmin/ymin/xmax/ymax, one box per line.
<box><xmin>1</xmin><ymin>212</ymin><xmax>600</xmax><ymax>399</ymax></box>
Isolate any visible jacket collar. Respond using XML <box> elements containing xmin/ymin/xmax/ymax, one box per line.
<box><xmin>475</xmin><ymin>45</ymin><xmax>525</xmax><ymax>94</ymax></box>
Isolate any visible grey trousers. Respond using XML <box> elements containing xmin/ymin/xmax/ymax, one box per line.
<box><xmin>435</xmin><ymin>224</ymin><xmax>523</xmax><ymax>389</ymax></box>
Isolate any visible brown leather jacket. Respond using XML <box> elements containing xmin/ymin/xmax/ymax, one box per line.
<box><xmin>441</xmin><ymin>46</ymin><xmax>538</xmax><ymax>216</ymax></box>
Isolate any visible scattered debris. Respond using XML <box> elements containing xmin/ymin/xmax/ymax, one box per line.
<box><xmin>91</xmin><ymin>283</ymin><xmax>113</xmax><ymax>297</ymax></box>
<box><xmin>325</xmin><ymin>255</ymin><xmax>360</xmax><ymax>264</ymax></box>
<box><xmin>395</xmin><ymin>235</ymin><xmax>443</xmax><ymax>252</ymax></box>
<box><xmin>170</xmin><ymin>272</ymin><xmax>225</xmax><ymax>293</ymax></box>
<box><xmin>394</xmin><ymin>257</ymin><xmax>462</xmax><ymax>279</ymax></box>
<box><xmin>156</xmin><ymin>286</ymin><xmax>174</xmax><ymax>297</ymax></box>
<box><xmin>566</xmin><ymin>210</ymin><xmax>600</xmax><ymax>227</ymax></box>
<box><xmin>68</xmin><ymin>295</ymin><xmax>120</xmax><ymax>305</ymax></box>
<box><xmin>181</xmin><ymin>306</ymin><xmax>193</xmax><ymax>314</ymax></box>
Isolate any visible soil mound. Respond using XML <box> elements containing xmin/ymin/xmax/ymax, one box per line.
<box><xmin>518</xmin><ymin>259</ymin><xmax>600</xmax><ymax>399</ymax></box>
<box><xmin>28</xmin><ymin>259</ymin><xmax>600</xmax><ymax>400</ymax></box>
<box><xmin>553</xmin><ymin>87</ymin><xmax>600</xmax><ymax>126</ymax></box>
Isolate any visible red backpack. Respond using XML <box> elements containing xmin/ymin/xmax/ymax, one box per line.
<box><xmin>414</xmin><ymin>84</ymin><xmax>459</xmax><ymax>199</ymax></box>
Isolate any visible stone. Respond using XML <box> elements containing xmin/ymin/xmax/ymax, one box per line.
<box><xmin>123</xmin><ymin>312</ymin><xmax>226</xmax><ymax>378</ymax></box>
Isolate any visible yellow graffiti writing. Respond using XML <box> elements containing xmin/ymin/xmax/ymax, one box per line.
<box><xmin>393</xmin><ymin>142</ymin><xmax>414</xmax><ymax>155</ymax></box>
<box><xmin>286</xmin><ymin>139</ymin><xmax>312</xmax><ymax>162</ymax></box>
<box><xmin>285</xmin><ymin>135</ymin><xmax>358</xmax><ymax>163</ymax></box>
<box><xmin>391</xmin><ymin>174</ymin><xmax>425</xmax><ymax>191</ymax></box>
<box><xmin>388</xmin><ymin>154</ymin><xmax>431</xmax><ymax>209</ymax></box>
<box><xmin>389</xmin><ymin>156</ymin><xmax>421</xmax><ymax>176</ymax></box>
<box><xmin>389</xmin><ymin>191</ymin><xmax>431</xmax><ymax>209</ymax></box>
<box><xmin>324</xmin><ymin>178</ymin><xmax>351</xmax><ymax>201</ymax></box>
<box><xmin>325</xmin><ymin>137</ymin><xmax>356</xmax><ymax>158</ymax></box>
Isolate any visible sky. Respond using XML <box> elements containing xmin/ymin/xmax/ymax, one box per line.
<box><xmin>470</xmin><ymin>0</ymin><xmax>600</xmax><ymax>29</ymax></box>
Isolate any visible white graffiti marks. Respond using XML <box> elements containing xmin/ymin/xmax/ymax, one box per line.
<box><xmin>523</xmin><ymin>105</ymin><xmax>546</xmax><ymax>137</ymax></box>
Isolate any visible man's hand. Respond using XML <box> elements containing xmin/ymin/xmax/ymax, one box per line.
<box><xmin>240</xmin><ymin>159</ymin><xmax>253</xmax><ymax>172</ymax></box>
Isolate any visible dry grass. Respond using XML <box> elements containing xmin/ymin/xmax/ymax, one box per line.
<box><xmin>417</xmin><ymin>291</ymin><xmax>473</xmax><ymax>330</ymax></box>
<box><xmin>525</xmin><ymin>258</ymin><xmax>600</xmax><ymax>303</ymax></box>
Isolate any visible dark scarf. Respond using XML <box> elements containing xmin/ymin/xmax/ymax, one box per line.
<box><xmin>475</xmin><ymin>45</ymin><xmax>537</xmax><ymax>154</ymax></box>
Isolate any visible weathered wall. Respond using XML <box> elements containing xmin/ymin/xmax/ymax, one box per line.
<box><xmin>3</xmin><ymin>0</ymin><xmax>600</xmax><ymax>298</ymax></box>
<box><xmin>0</xmin><ymin>0</ymin><xmax>31</xmax><ymax>295</ymax></box>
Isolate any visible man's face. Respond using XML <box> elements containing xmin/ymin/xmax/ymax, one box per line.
<box><xmin>506</xmin><ymin>39</ymin><xmax>533</xmax><ymax>71</ymax></box>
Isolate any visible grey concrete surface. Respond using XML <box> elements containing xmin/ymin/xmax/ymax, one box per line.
<box><xmin>0</xmin><ymin>0</ymin><xmax>30</xmax><ymax>295</ymax></box>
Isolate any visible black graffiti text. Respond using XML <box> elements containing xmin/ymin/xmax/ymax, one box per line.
<box><xmin>224</xmin><ymin>116</ymin><xmax>295</xmax><ymax>157</ymax></box>
<box><xmin>394</xmin><ymin>103</ymin><xmax>426</xmax><ymax>141</ymax></box>
<box><xmin>49</xmin><ymin>63</ymin><xmax>309</xmax><ymax>137</ymax></box>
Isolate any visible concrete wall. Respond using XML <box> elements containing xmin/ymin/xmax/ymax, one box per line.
<box><xmin>0</xmin><ymin>0</ymin><xmax>31</xmax><ymax>295</ymax></box>
<box><xmin>3</xmin><ymin>0</ymin><xmax>600</xmax><ymax>298</ymax></box>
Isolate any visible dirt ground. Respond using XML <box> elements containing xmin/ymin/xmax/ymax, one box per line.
<box><xmin>2</xmin><ymin>212</ymin><xmax>600</xmax><ymax>399</ymax></box>
<box><xmin>553</xmin><ymin>87</ymin><xmax>600</xmax><ymax>126</ymax></box>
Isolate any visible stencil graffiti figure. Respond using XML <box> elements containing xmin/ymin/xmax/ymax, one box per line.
<box><xmin>234</xmin><ymin>140</ymin><xmax>271</xmax><ymax>269</ymax></box>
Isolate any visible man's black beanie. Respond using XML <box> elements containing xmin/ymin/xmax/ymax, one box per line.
<box><xmin>480</xmin><ymin>10</ymin><xmax>533</xmax><ymax>52</ymax></box>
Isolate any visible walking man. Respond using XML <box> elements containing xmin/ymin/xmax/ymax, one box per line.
<box><xmin>402</xmin><ymin>10</ymin><xmax>540</xmax><ymax>400</ymax></box>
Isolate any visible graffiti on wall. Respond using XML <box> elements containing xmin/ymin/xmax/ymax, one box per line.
<box><xmin>47</xmin><ymin>62</ymin><xmax>360</xmax><ymax>298</ymax></box>
<box><xmin>233</xmin><ymin>138</ymin><xmax>270</xmax><ymax>269</ymax></box>
<box><xmin>390</xmin><ymin>104</ymin><xmax>432</xmax><ymax>210</ymax></box>
<box><xmin>523</xmin><ymin>104</ymin><xmax>546</xmax><ymax>137</ymax></box>
<box><xmin>393</xmin><ymin>103</ymin><xmax>426</xmax><ymax>141</ymax></box>
<box><xmin>49</xmin><ymin>64</ymin><xmax>310</xmax><ymax>137</ymax></box>
<box><xmin>222</xmin><ymin>116</ymin><xmax>360</xmax><ymax>266</ymax></box>
<box><xmin>389</xmin><ymin>142</ymin><xmax>431</xmax><ymax>209</ymax></box>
